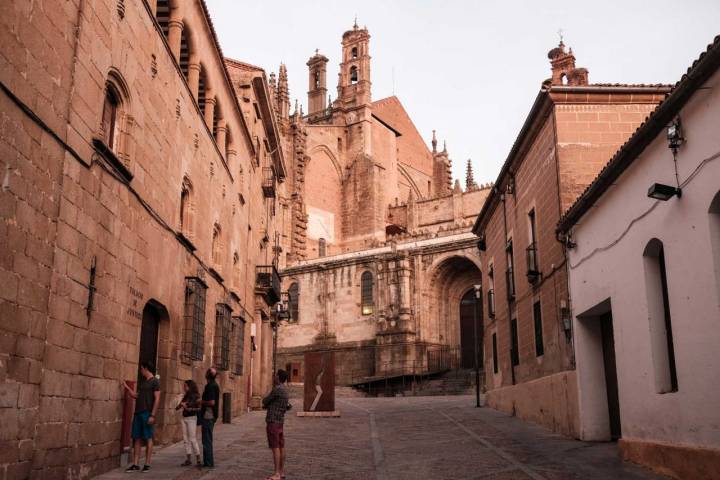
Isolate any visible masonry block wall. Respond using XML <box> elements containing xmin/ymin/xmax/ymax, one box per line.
<box><xmin>1</xmin><ymin>1</ymin><xmax>280</xmax><ymax>478</ymax></box>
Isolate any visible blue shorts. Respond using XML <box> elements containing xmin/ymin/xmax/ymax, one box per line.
<box><xmin>131</xmin><ymin>411</ymin><xmax>154</xmax><ymax>440</ymax></box>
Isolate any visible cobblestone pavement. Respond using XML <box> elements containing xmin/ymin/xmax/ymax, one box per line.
<box><xmin>97</xmin><ymin>395</ymin><xmax>665</xmax><ymax>480</ymax></box>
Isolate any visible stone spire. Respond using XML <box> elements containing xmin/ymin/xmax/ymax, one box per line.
<box><xmin>465</xmin><ymin>159</ymin><xmax>477</xmax><ymax>191</ymax></box>
<box><xmin>275</xmin><ymin>63</ymin><xmax>290</xmax><ymax>126</ymax></box>
<box><xmin>431</xmin><ymin>130</ymin><xmax>437</xmax><ymax>153</ymax></box>
<box><xmin>453</xmin><ymin>179</ymin><xmax>462</xmax><ymax>194</ymax></box>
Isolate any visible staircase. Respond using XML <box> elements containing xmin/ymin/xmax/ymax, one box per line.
<box><xmin>412</xmin><ymin>369</ymin><xmax>476</xmax><ymax>396</ymax></box>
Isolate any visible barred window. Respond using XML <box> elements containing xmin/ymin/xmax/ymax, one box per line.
<box><xmin>232</xmin><ymin>317</ymin><xmax>245</xmax><ymax>375</ymax></box>
<box><xmin>214</xmin><ymin>304</ymin><xmax>231</xmax><ymax>370</ymax></box>
<box><xmin>288</xmin><ymin>282</ymin><xmax>299</xmax><ymax>322</ymax></box>
<box><xmin>361</xmin><ymin>271</ymin><xmax>373</xmax><ymax>315</ymax></box>
<box><xmin>182</xmin><ymin>277</ymin><xmax>207</xmax><ymax>362</ymax></box>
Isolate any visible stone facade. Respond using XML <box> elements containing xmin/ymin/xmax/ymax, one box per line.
<box><xmin>472</xmin><ymin>42</ymin><xmax>670</xmax><ymax>437</ymax></box>
<box><xmin>0</xmin><ymin>1</ymin><xmax>282</xmax><ymax>478</ymax></box>
<box><xmin>274</xmin><ymin>23</ymin><xmax>491</xmax><ymax>384</ymax></box>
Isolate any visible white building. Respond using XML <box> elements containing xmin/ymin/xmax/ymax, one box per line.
<box><xmin>557</xmin><ymin>36</ymin><xmax>720</xmax><ymax>479</ymax></box>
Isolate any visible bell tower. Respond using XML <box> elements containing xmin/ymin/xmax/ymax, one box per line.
<box><xmin>337</xmin><ymin>20</ymin><xmax>371</xmax><ymax>108</ymax></box>
<box><xmin>307</xmin><ymin>50</ymin><xmax>328</xmax><ymax>115</ymax></box>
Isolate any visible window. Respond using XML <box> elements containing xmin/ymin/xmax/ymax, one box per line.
<box><xmin>527</xmin><ymin>210</ymin><xmax>539</xmax><ymax>281</ymax></box>
<box><xmin>492</xmin><ymin>333</ymin><xmax>498</xmax><ymax>374</ymax></box>
<box><xmin>198</xmin><ymin>65</ymin><xmax>207</xmax><ymax>115</ymax></box>
<box><xmin>101</xmin><ymin>85</ymin><xmax>119</xmax><ymax>150</ymax></box>
<box><xmin>314</xmin><ymin>71</ymin><xmax>320</xmax><ymax>89</ymax></box>
<box><xmin>318</xmin><ymin>238</ymin><xmax>326</xmax><ymax>257</ymax></box>
<box><xmin>212</xmin><ymin>224</ymin><xmax>222</xmax><ymax>265</ymax></box>
<box><xmin>361</xmin><ymin>271</ymin><xmax>374</xmax><ymax>315</ymax></box>
<box><xmin>179</xmin><ymin>26</ymin><xmax>190</xmax><ymax>80</ymax></box>
<box><xmin>710</xmin><ymin>192</ymin><xmax>720</xmax><ymax>306</ymax></box>
<box><xmin>350</xmin><ymin>66</ymin><xmax>358</xmax><ymax>84</ymax></box>
<box><xmin>510</xmin><ymin>317</ymin><xmax>519</xmax><ymax>366</ymax></box>
<box><xmin>253</xmin><ymin>103</ymin><xmax>262</xmax><ymax>121</ymax></box>
<box><xmin>182</xmin><ymin>277</ymin><xmax>207</xmax><ymax>362</ymax></box>
<box><xmin>232</xmin><ymin>251</ymin><xmax>240</xmax><ymax>286</ymax></box>
<box><xmin>214</xmin><ymin>304</ymin><xmax>231</xmax><ymax>370</ymax></box>
<box><xmin>180</xmin><ymin>177</ymin><xmax>192</xmax><ymax>237</ymax></box>
<box><xmin>643</xmin><ymin>239</ymin><xmax>678</xmax><ymax>393</ymax></box>
<box><xmin>288</xmin><ymin>282</ymin><xmax>299</xmax><ymax>322</ymax></box>
<box><xmin>232</xmin><ymin>317</ymin><xmax>245</xmax><ymax>375</ymax></box>
<box><xmin>487</xmin><ymin>265</ymin><xmax>496</xmax><ymax>318</ymax></box>
<box><xmin>155</xmin><ymin>0</ymin><xmax>170</xmax><ymax>37</ymax></box>
<box><xmin>506</xmin><ymin>239</ymin><xmax>516</xmax><ymax>300</ymax></box>
<box><xmin>351</xmin><ymin>47</ymin><xmax>358</xmax><ymax>59</ymax></box>
<box><xmin>533</xmin><ymin>300</ymin><xmax>544</xmax><ymax>357</ymax></box>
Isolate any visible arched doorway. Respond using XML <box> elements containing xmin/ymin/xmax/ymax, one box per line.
<box><xmin>138</xmin><ymin>300</ymin><xmax>168</xmax><ymax>378</ymax></box>
<box><xmin>427</xmin><ymin>255</ymin><xmax>482</xmax><ymax>369</ymax></box>
<box><xmin>459</xmin><ymin>289</ymin><xmax>481</xmax><ymax>369</ymax></box>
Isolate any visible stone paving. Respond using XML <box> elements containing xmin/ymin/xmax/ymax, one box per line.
<box><xmin>96</xmin><ymin>395</ymin><xmax>665</xmax><ymax>480</ymax></box>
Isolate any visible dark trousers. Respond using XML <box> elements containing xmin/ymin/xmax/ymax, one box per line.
<box><xmin>201</xmin><ymin>418</ymin><xmax>216</xmax><ymax>467</ymax></box>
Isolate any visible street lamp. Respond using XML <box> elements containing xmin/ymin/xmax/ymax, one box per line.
<box><xmin>473</xmin><ymin>284</ymin><xmax>482</xmax><ymax>408</ymax></box>
<box><xmin>271</xmin><ymin>292</ymin><xmax>290</xmax><ymax>379</ymax></box>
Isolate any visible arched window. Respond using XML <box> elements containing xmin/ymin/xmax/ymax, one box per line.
<box><xmin>100</xmin><ymin>71</ymin><xmax>134</xmax><ymax>171</ymax></box>
<box><xmin>314</xmin><ymin>71</ymin><xmax>320</xmax><ymax>89</ymax></box>
<box><xmin>213</xmin><ymin>101</ymin><xmax>220</xmax><ymax>138</ymax></box>
<box><xmin>710</xmin><ymin>192</ymin><xmax>720</xmax><ymax>311</ymax></box>
<box><xmin>212</xmin><ymin>224</ymin><xmax>222</xmax><ymax>266</ymax></box>
<box><xmin>180</xmin><ymin>177</ymin><xmax>193</xmax><ymax>237</ymax></box>
<box><xmin>350</xmin><ymin>66</ymin><xmax>358</xmax><ymax>84</ymax></box>
<box><xmin>288</xmin><ymin>282</ymin><xmax>299</xmax><ymax>323</ymax></box>
<box><xmin>351</xmin><ymin>47</ymin><xmax>358</xmax><ymax>59</ymax></box>
<box><xmin>361</xmin><ymin>271</ymin><xmax>374</xmax><ymax>315</ymax></box>
<box><xmin>643</xmin><ymin>239</ymin><xmax>678</xmax><ymax>393</ymax></box>
<box><xmin>101</xmin><ymin>84</ymin><xmax>120</xmax><ymax>150</ymax></box>
<box><xmin>318</xmin><ymin>238</ymin><xmax>326</xmax><ymax>257</ymax></box>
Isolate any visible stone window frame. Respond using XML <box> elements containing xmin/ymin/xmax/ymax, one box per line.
<box><xmin>182</xmin><ymin>276</ymin><xmax>207</xmax><ymax>363</ymax></box>
<box><xmin>211</xmin><ymin>223</ymin><xmax>223</xmax><ymax>267</ymax></box>
<box><xmin>179</xmin><ymin>176</ymin><xmax>194</xmax><ymax>239</ymax></box>
<box><xmin>97</xmin><ymin>69</ymin><xmax>135</xmax><ymax>172</ymax></box>
<box><xmin>213</xmin><ymin>303</ymin><xmax>232</xmax><ymax>371</ymax></box>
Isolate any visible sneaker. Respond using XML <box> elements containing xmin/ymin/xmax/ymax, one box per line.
<box><xmin>141</xmin><ymin>465</ymin><xmax>151</xmax><ymax>473</ymax></box>
<box><xmin>181</xmin><ymin>460</ymin><xmax>192</xmax><ymax>467</ymax></box>
<box><xmin>125</xmin><ymin>464</ymin><xmax>140</xmax><ymax>473</ymax></box>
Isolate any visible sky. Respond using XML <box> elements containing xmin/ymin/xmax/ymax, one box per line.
<box><xmin>208</xmin><ymin>0</ymin><xmax>720</xmax><ymax>186</ymax></box>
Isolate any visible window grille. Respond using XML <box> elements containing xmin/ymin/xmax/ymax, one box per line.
<box><xmin>361</xmin><ymin>271</ymin><xmax>374</xmax><ymax>315</ymax></box>
<box><xmin>214</xmin><ymin>304</ymin><xmax>231</xmax><ymax>371</ymax></box>
<box><xmin>182</xmin><ymin>277</ymin><xmax>207</xmax><ymax>362</ymax></box>
<box><xmin>232</xmin><ymin>317</ymin><xmax>245</xmax><ymax>375</ymax></box>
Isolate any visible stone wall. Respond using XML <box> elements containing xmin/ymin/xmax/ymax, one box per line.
<box><xmin>0</xmin><ymin>1</ymin><xmax>278</xmax><ymax>478</ymax></box>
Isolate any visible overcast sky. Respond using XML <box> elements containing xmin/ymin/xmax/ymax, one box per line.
<box><xmin>209</xmin><ymin>0</ymin><xmax>719</xmax><ymax>186</ymax></box>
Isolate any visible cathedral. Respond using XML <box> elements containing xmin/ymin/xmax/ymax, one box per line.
<box><xmin>270</xmin><ymin>22</ymin><xmax>491</xmax><ymax>384</ymax></box>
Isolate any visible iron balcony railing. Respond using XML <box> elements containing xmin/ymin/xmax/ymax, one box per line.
<box><xmin>506</xmin><ymin>267</ymin><xmax>516</xmax><ymax>301</ymax></box>
<box><xmin>262</xmin><ymin>167</ymin><xmax>276</xmax><ymax>198</ymax></box>
<box><xmin>487</xmin><ymin>288</ymin><xmax>495</xmax><ymax>318</ymax></box>
<box><xmin>255</xmin><ymin>264</ymin><xmax>281</xmax><ymax>304</ymax></box>
<box><xmin>526</xmin><ymin>242</ymin><xmax>540</xmax><ymax>283</ymax></box>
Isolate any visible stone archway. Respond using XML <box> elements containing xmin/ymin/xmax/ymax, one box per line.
<box><xmin>427</xmin><ymin>255</ymin><xmax>482</xmax><ymax>367</ymax></box>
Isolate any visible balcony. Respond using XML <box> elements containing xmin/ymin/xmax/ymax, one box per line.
<box><xmin>506</xmin><ymin>267</ymin><xmax>516</xmax><ymax>301</ymax></box>
<box><xmin>487</xmin><ymin>289</ymin><xmax>495</xmax><ymax>318</ymax></box>
<box><xmin>255</xmin><ymin>264</ymin><xmax>281</xmax><ymax>304</ymax></box>
<box><xmin>262</xmin><ymin>167</ymin><xmax>276</xmax><ymax>198</ymax></box>
<box><xmin>526</xmin><ymin>242</ymin><xmax>540</xmax><ymax>284</ymax></box>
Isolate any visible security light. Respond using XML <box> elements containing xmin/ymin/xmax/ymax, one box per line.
<box><xmin>648</xmin><ymin>183</ymin><xmax>681</xmax><ymax>201</ymax></box>
<box><xmin>667</xmin><ymin>119</ymin><xmax>684</xmax><ymax>151</ymax></box>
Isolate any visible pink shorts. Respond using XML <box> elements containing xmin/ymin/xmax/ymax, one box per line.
<box><xmin>266</xmin><ymin>422</ymin><xmax>284</xmax><ymax>449</ymax></box>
